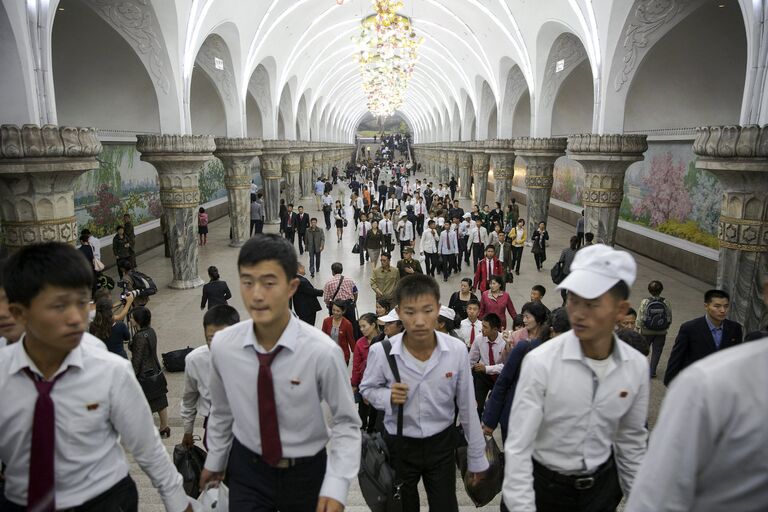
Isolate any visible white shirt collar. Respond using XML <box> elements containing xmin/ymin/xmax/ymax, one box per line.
<box><xmin>9</xmin><ymin>335</ymin><xmax>85</xmax><ymax>378</ymax></box>
<box><xmin>241</xmin><ymin>316</ymin><xmax>302</xmax><ymax>354</ymax></box>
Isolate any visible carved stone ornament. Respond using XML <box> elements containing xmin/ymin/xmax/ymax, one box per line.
<box><xmin>542</xmin><ymin>33</ymin><xmax>588</xmax><ymax>107</ymax></box>
<box><xmin>282</xmin><ymin>153</ymin><xmax>301</xmax><ymax>173</ymax></box>
<box><xmin>693</xmin><ymin>125</ymin><xmax>768</xmax><ymax>158</ymax></box>
<box><xmin>567</xmin><ymin>134</ymin><xmax>648</xmax><ymax>155</ymax></box>
<box><xmin>0</xmin><ymin>124</ymin><xmax>102</xmax><ymax>159</ymax></box>
<box><xmin>525</xmin><ymin>175</ymin><xmax>555</xmax><ymax>189</ymax></box>
<box><xmin>213</xmin><ymin>137</ymin><xmax>263</xmax><ymax>154</ymax></box>
<box><xmin>581</xmin><ymin>188</ymin><xmax>624</xmax><ymax>207</ymax></box>
<box><xmin>136</xmin><ymin>134</ymin><xmax>216</xmax><ymax>154</ymax></box>
<box><xmin>196</xmin><ymin>34</ymin><xmax>235</xmax><ymax>106</ymax></box>
<box><xmin>513</xmin><ymin>137</ymin><xmax>567</xmax><ymax>153</ymax></box>
<box><xmin>471</xmin><ymin>152</ymin><xmax>490</xmax><ymax>172</ymax></box>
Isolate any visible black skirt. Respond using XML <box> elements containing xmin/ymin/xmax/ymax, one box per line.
<box><xmin>198</xmin><ymin>225</ymin><xmax>209</xmax><ymax>235</ymax></box>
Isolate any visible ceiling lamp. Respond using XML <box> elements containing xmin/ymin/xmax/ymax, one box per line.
<box><xmin>355</xmin><ymin>0</ymin><xmax>423</xmax><ymax>117</ymax></box>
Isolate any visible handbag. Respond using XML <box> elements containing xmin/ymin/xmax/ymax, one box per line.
<box><xmin>93</xmin><ymin>257</ymin><xmax>105</xmax><ymax>272</ymax></box>
<box><xmin>551</xmin><ymin>260</ymin><xmax>566</xmax><ymax>284</ymax></box>
<box><xmin>352</xmin><ymin>243</ymin><xmax>360</xmax><ymax>254</ymax></box>
<box><xmin>137</xmin><ymin>336</ymin><xmax>168</xmax><ymax>399</ymax></box>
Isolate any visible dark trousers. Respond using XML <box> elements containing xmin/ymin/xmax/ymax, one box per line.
<box><xmin>379</xmin><ymin>195</ymin><xmax>387</xmax><ymax>208</ymax></box>
<box><xmin>424</xmin><ymin>252</ymin><xmax>439</xmax><ymax>277</ymax></box>
<box><xmin>308</xmin><ymin>251</ymin><xmax>321</xmax><ymax>275</ymax></box>
<box><xmin>353</xmin><ymin>208</ymin><xmax>361</xmax><ymax>227</ymax></box>
<box><xmin>645</xmin><ymin>334</ymin><xmax>667</xmax><ymax>377</ymax></box>
<box><xmin>534</xmin><ymin>252</ymin><xmax>545</xmax><ymax>271</ymax></box>
<box><xmin>576</xmin><ymin>232</ymin><xmax>585</xmax><ymax>249</ymax></box>
<box><xmin>359</xmin><ymin>236</ymin><xmax>369</xmax><ymax>264</ymax></box>
<box><xmin>297</xmin><ymin>231</ymin><xmax>305</xmax><ymax>254</ymax></box>
<box><xmin>285</xmin><ymin>227</ymin><xmax>295</xmax><ymax>245</ymax></box>
<box><xmin>441</xmin><ymin>254</ymin><xmax>458</xmax><ymax>279</ymax></box>
<box><xmin>531</xmin><ymin>457</ymin><xmax>623</xmax><ymax>512</ymax></box>
<box><xmin>298</xmin><ymin>312</ymin><xmax>317</xmax><ymax>327</ymax></box>
<box><xmin>382</xmin><ymin>234</ymin><xmax>392</xmax><ymax>255</ymax></box>
<box><xmin>473</xmin><ymin>372</ymin><xmax>495</xmax><ymax>417</ymax></box>
<box><xmin>227</xmin><ymin>438</ymin><xmax>326</xmax><ymax>512</ymax></box>
<box><xmin>511</xmin><ymin>246</ymin><xmax>524</xmax><ymax>273</ymax></box>
<box><xmin>472</xmin><ymin>242</ymin><xmax>485</xmax><ymax>271</ymax></box>
<box><xmin>416</xmin><ymin>215</ymin><xmax>425</xmax><ymax>235</ymax></box>
<box><xmin>5</xmin><ymin>476</ymin><xmax>138</xmax><ymax>512</ymax></box>
<box><xmin>384</xmin><ymin>427</ymin><xmax>458</xmax><ymax>512</ymax></box>
<box><xmin>323</xmin><ymin>209</ymin><xmax>332</xmax><ymax>230</ymax></box>
<box><xmin>459</xmin><ymin>236</ymin><xmax>469</xmax><ymax>266</ymax></box>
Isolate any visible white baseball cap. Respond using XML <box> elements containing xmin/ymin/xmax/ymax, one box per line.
<box><xmin>556</xmin><ymin>244</ymin><xmax>636</xmax><ymax>299</ymax></box>
<box><xmin>462</xmin><ymin>212</ymin><xmax>471</xmax><ymax>219</ymax></box>
<box><xmin>399</xmin><ymin>212</ymin><xmax>407</xmax><ymax>218</ymax></box>
<box><xmin>378</xmin><ymin>308</ymin><xmax>400</xmax><ymax>323</ymax></box>
<box><xmin>438</xmin><ymin>306</ymin><xmax>456</xmax><ymax>321</ymax></box>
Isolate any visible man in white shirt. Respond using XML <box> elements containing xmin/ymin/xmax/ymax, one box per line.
<box><xmin>385</xmin><ymin>193</ymin><xmax>399</xmax><ymax>212</ymax></box>
<box><xmin>413</xmin><ymin>196</ymin><xmax>426</xmax><ymax>235</ymax></box>
<box><xmin>321</xmin><ymin>191</ymin><xmax>334</xmax><ymax>230</ymax></box>
<box><xmin>459</xmin><ymin>299</ymin><xmax>483</xmax><ymax>348</ymax></box>
<box><xmin>0</xmin><ymin>242</ymin><xmax>190</xmax><ymax>512</ymax></box>
<box><xmin>459</xmin><ymin>213</ymin><xmax>472</xmax><ymax>269</ymax></box>
<box><xmin>360</xmin><ymin>274</ymin><xmax>489</xmax><ymax>512</ymax></box>
<box><xmin>379</xmin><ymin>211</ymin><xmax>395</xmax><ymax>256</ymax></box>
<box><xmin>625</xmin><ymin>276</ymin><xmax>768</xmax><ymax>512</ymax></box>
<box><xmin>438</xmin><ymin>222</ymin><xmax>459</xmax><ymax>282</ymax></box>
<box><xmin>397</xmin><ymin>212</ymin><xmax>415</xmax><ymax>260</ymax></box>
<box><xmin>469</xmin><ymin>313</ymin><xmax>505</xmax><ymax>417</ymax></box>
<box><xmin>469</xmin><ymin>218</ymin><xmax>489</xmax><ymax>272</ymax></box>
<box><xmin>200</xmin><ymin>235</ymin><xmax>361</xmax><ymax>511</ymax></box>
<box><xmin>503</xmin><ymin>244</ymin><xmax>649</xmax><ymax>512</ymax></box>
<box><xmin>420</xmin><ymin>219</ymin><xmax>440</xmax><ymax>277</ymax></box>
<box><xmin>180</xmin><ymin>305</ymin><xmax>240</xmax><ymax>450</ymax></box>
<box><xmin>357</xmin><ymin>213</ymin><xmax>372</xmax><ymax>266</ymax></box>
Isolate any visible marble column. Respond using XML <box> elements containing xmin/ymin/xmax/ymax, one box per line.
<box><xmin>300</xmin><ymin>151</ymin><xmax>314</xmax><ymax>200</ymax></box>
<box><xmin>457</xmin><ymin>150</ymin><xmax>472</xmax><ymax>199</ymax></box>
<box><xmin>470</xmin><ymin>142</ymin><xmax>491</xmax><ymax>206</ymax></box>
<box><xmin>0</xmin><ymin>124</ymin><xmax>101</xmax><ymax>249</ymax></box>
<box><xmin>137</xmin><ymin>134</ymin><xmax>215</xmax><ymax>289</ymax></box>
<box><xmin>282</xmin><ymin>150</ymin><xmax>301</xmax><ymax>206</ymax></box>
<box><xmin>513</xmin><ymin>137</ymin><xmax>567</xmax><ymax>231</ymax></box>
<box><xmin>488</xmin><ymin>140</ymin><xmax>515</xmax><ymax>207</ymax></box>
<box><xmin>438</xmin><ymin>149</ymin><xmax>449</xmax><ymax>184</ymax></box>
<box><xmin>567</xmin><ymin>134</ymin><xmax>647</xmax><ymax>246</ymax></box>
<box><xmin>259</xmin><ymin>140</ymin><xmax>290</xmax><ymax>224</ymax></box>
<box><xmin>213</xmin><ymin>137</ymin><xmax>262</xmax><ymax>247</ymax></box>
<box><xmin>693</xmin><ymin>125</ymin><xmax>768</xmax><ymax>333</ymax></box>
<box><xmin>313</xmin><ymin>151</ymin><xmax>323</xmax><ymax>181</ymax></box>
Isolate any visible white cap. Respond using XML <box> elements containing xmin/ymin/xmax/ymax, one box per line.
<box><xmin>399</xmin><ymin>212</ymin><xmax>407</xmax><ymax>218</ymax></box>
<box><xmin>378</xmin><ymin>308</ymin><xmax>400</xmax><ymax>323</ymax></box>
<box><xmin>556</xmin><ymin>244</ymin><xmax>637</xmax><ymax>299</ymax></box>
<box><xmin>439</xmin><ymin>306</ymin><xmax>456</xmax><ymax>321</ymax></box>
<box><xmin>463</xmin><ymin>212</ymin><xmax>471</xmax><ymax>219</ymax></box>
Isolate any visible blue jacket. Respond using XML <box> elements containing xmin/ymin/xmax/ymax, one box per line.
<box><xmin>482</xmin><ymin>338</ymin><xmax>541</xmax><ymax>440</ymax></box>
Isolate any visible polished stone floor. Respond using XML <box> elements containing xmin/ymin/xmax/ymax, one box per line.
<box><xmin>120</xmin><ymin>171</ymin><xmax>711</xmax><ymax>510</ymax></box>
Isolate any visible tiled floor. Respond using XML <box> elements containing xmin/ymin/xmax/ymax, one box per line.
<box><xmin>122</xmin><ymin>171</ymin><xmax>711</xmax><ymax>510</ymax></box>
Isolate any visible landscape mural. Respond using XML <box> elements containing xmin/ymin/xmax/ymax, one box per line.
<box><xmin>74</xmin><ymin>143</ymin><xmax>261</xmax><ymax>238</ymax></box>
<box><xmin>513</xmin><ymin>140</ymin><xmax>721</xmax><ymax>249</ymax></box>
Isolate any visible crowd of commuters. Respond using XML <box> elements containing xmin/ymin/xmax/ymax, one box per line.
<box><xmin>0</xmin><ymin>141</ymin><xmax>766</xmax><ymax>512</ymax></box>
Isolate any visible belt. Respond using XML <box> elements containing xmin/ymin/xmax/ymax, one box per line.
<box><xmin>532</xmin><ymin>457</ymin><xmax>615</xmax><ymax>491</ymax></box>
<box><xmin>235</xmin><ymin>439</ymin><xmax>325</xmax><ymax>469</ymax></box>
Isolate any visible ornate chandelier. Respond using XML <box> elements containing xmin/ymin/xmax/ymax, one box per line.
<box><xmin>355</xmin><ymin>0</ymin><xmax>423</xmax><ymax>117</ymax></box>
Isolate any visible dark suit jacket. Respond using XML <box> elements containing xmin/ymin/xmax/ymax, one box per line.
<box><xmin>281</xmin><ymin>212</ymin><xmax>298</xmax><ymax>232</ymax></box>
<box><xmin>295</xmin><ymin>213</ymin><xmax>310</xmax><ymax>233</ymax></box>
<box><xmin>664</xmin><ymin>316</ymin><xmax>743</xmax><ymax>386</ymax></box>
<box><xmin>292</xmin><ymin>275</ymin><xmax>322</xmax><ymax>323</ymax></box>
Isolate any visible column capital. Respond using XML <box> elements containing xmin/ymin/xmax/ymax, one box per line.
<box><xmin>513</xmin><ymin>136</ymin><xmax>567</xmax><ymax>157</ymax></box>
<box><xmin>282</xmin><ymin>152</ymin><xmax>301</xmax><ymax>173</ymax></box>
<box><xmin>566</xmin><ymin>133</ymin><xmax>647</xmax><ymax>158</ymax></box>
<box><xmin>213</xmin><ymin>137</ymin><xmax>263</xmax><ymax>157</ymax></box>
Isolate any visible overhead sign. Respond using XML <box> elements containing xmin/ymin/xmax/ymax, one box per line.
<box><xmin>555</xmin><ymin>59</ymin><xmax>564</xmax><ymax>73</ymax></box>
<box><xmin>214</xmin><ymin>57</ymin><xmax>224</xmax><ymax>70</ymax></box>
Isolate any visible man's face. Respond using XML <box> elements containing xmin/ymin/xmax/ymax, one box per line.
<box><xmin>204</xmin><ymin>323</ymin><xmax>229</xmax><ymax>347</ymax></box>
<box><xmin>298</xmin><ymin>207</ymin><xmax>304</xmax><ymax>214</ymax></box>
<box><xmin>383</xmin><ymin>321</ymin><xmax>401</xmax><ymax>337</ymax></box>
<box><xmin>287</xmin><ymin>206</ymin><xmax>293</xmax><ymax>213</ymax></box>
<box><xmin>485</xmin><ymin>248</ymin><xmax>495</xmax><ymax>260</ymax></box>
<box><xmin>0</xmin><ymin>287</ymin><xmax>24</xmax><ymax>342</ymax></box>
<box><xmin>467</xmin><ymin>304</ymin><xmax>479</xmax><ymax>322</ymax></box>
<box><xmin>239</xmin><ymin>261</ymin><xmax>299</xmax><ymax>327</ymax></box>
<box><xmin>310</xmin><ymin>219</ymin><xmax>317</xmax><ymax>228</ymax></box>
<box><xmin>10</xmin><ymin>285</ymin><xmax>91</xmax><ymax>353</ymax></box>
<box><xmin>481</xmin><ymin>320</ymin><xmax>497</xmax><ymax>339</ymax></box>
<box><xmin>618</xmin><ymin>314</ymin><xmax>637</xmax><ymax>331</ymax></box>
<box><xmin>380</xmin><ymin>256</ymin><xmax>390</xmax><ymax>268</ymax></box>
<box><xmin>705</xmin><ymin>297</ymin><xmax>730</xmax><ymax>323</ymax></box>
<box><xmin>404</xmin><ymin>252</ymin><xmax>412</xmax><ymax>261</ymax></box>
<box><xmin>530</xmin><ymin>289</ymin><xmax>543</xmax><ymax>302</ymax></box>
<box><xmin>397</xmin><ymin>294</ymin><xmax>439</xmax><ymax>341</ymax></box>
<box><xmin>123</xmin><ymin>215</ymin><xmax>130</xmax><ymax>223</ymax></box>
<box><xmin>566</xmin><ymin>291</ymin><xmax>629</xmax><ymax>345</ymax></box>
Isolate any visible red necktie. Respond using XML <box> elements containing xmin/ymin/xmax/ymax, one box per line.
<box><xmin>25</xmin><ymin>368</ymin><xmax>68</xmax><ymax>512</ymax></box>
<box><xmin>476</xmin><ymin>230</ymin><xmax>480</xmax><ymax>243</ymax></box>
<box><xmin>470</xmin><ymin>324</ymin><xmax>475</xmax><ymax>345</ymax></box>
<box><xmin>288</xmin><ymin>216</ymin><xmax>292</xmax><ymax>227</ymax></box>
<box><xmin>488</xmin><ymin>341</ymin><xmax>498</xmax><ymax>381</ymax></box>
<box><xmin>257</xmin><ymin>347</ymin><xmax>283</xmax><ymax>465</ymax></box>
<box><xmin>363</xmin><ymin>224</ymin><xmax>367</xmax><ymax>237</ymax></box>
<box><xmin>446</xmin><ymin>232</ymin><xmax>451</xmax><ymax>250</ymax></box>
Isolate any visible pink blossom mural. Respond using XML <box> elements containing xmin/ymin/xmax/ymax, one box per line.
<box><xmin>632</xmin><ymin>153</ymin><xmax>692</xmax><ymax>226</ymax></box>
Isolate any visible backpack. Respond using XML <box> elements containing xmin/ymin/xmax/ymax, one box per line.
<box><xmin>643</xmin><ymin>297</ymin><xmax>671</xmax><ymax>331</ymax></box>
<box><xmin>162</xmin><ymin>346</ymin><xmax>194</xmax><ymax>372</ymax></box>
<box><xmin>358</xmin><ymin>339</ymin><xmax>403</xmax><ymax>512</ymax></box>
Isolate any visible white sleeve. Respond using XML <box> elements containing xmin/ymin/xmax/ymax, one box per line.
<box><xmin>456</xmin><ymin>348</ymin><xmax>489</xmax><ymax>473</ymax></box>
<box><xmin>180</xmin><ymin>358</ymin><xmax>199</xmax><ymax>434</ymax></box>
<box><xmin>204</xmin><ymin>347</ymin><xmax>234</xmax><ymax>472</ymax></box>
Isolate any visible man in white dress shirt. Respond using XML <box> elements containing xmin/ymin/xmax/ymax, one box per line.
<box><xmin>200</xmin><ymin>234</ymin><xmax>361</xmax><ymax>511</ymax></box>
<box><xmin>397</xmin><ymin>212</ymin><xmax>415</xmax><ymax>260</ymax></box>
<box><xmin>469</xmin><ymin>218</ymin><xmax>489</xmax><ymax>272</ymax></box>
<box><xmin>180</xmin><ymin>305</ymin><xmax>240</xmax><ymax>450</ymax></box>
<box><xmin>360</xmin><ymin>274</ymin><xmax>489</xmax><ymax>512</ymax></box>
<box><xmin>503</xmin><ymin>244</ymin><xmax>649</xmax><ymax>512</ymax></box>
<box><xmin>469</xmin><ymin>313</ymin><xmax>505</xmax><ymax>417</ymax></box>
<box><xmin>357</xmin><ymin>212</ymin><xmax>372</xmax><ymax>266</ymax></box>
<box><xmin>458</xmin><ymin>299</ymin><xmax>483</xmax><ymax>348</ymax></box>
<box><xmin>420</xmin><ymin>219</ymin><xmax>440</xmax><ymax>277</ymax></box>
<box><xmin>625</xmin><ymin>276</ymin><xmax>768</xmax><ymax>512</ymax></box>
<box><xmin>438</xmin><ymin>221</ymin><xmax>459</xmax><ymax>282</ymax></box>
<box><xmin>0</xmin><ymin>242</ymin><xmax>190</xmax><ymax>512</ymax></box>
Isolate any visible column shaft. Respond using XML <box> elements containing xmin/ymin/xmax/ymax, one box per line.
<box><xmin>470</xmin><ymin>144</ymin><xmax>490</xmax><ymax>207</ymax></box>
<box><xmin>214</xmin><ymin>137</ymin><xmax>262</xmax><ymax>247</ymax></box>
<box><xmin>282</xmin><ymin>152</ymin><xmax>301</xmax><ymax>206</ymax></box>
<box><xmin>514</xmin><ymin>137</ymin><xmax>567</xmax><ymax>232</ymax></box>
<box><xmin>458</xmin><ymin>151</ymin><xmax>472</xmax><ymax>199</ymax></box>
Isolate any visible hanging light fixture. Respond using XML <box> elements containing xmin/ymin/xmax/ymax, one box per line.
<box><xmin>355</xmin><ymin>0</ymin><xmax>423</xmax><ymax>117</ymax></box>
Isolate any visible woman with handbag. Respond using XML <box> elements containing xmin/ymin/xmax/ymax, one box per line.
<box><xmin>334</xmin><ymin>200</ymin><xmax>346</xmax><ymax>243</ymax></box>
<box><xmin>129</xmin><ymin>306</ymin><xmax>170</xmax><ymax>438</ymax></box>
<box><xmin>531</xmin><ymin>221</ymin><xmax>550</xmax><ymax>272</ymax></box>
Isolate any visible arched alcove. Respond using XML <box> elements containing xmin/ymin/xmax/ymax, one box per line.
<box><xmin>246</xmin><ymin>93</ymin><xmax>263</xmax><ymax>138</ymax></box>
<box><xmin>190</xmin><ymin>67</ymin><xmax>226</xmax><ymax>136</ymax></box>
<box><xmin>624</xmin><ymin>2</ymin><xmax>746</xmax><ymax>131</ymax></box>
<box><xmin>512</xmin><ymin>91</ymin><xmax>531</xmax><ymax>137</ymax></box>
<box><xmin>52</xmin><ymin>0</ymin><xmax>160</xmax><ymax>132</ymax></box>
<box><xmin>0</xmin><ymin>3</ymin><xmax>30</xmax><ymax>125</ymax></box>
<box><xmin>551</xmin><ymin>60</ymin><xmax>593</xmax><ymax>136</ymax></box>
<box><xmin>487</xmin><ymin>106</ymin><xmax>498</xmax><ymax>139</ymax></box>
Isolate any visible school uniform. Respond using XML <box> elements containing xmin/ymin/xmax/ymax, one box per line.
<box><xmin>469</xmin><ymin>226</ymin><xmax>489</xmax><ymax>271</ymax></box>
<box><xmin>397</xmin><ymin>219</ymin><xmax>415</xmax><ymax>259</ymax></box>
<box><xmin>181</xmin><ymin>345</ymin><xmax>211</xmax><ymax>447</ymax></box>
<box><xmin>205</xmin><ymin>317</ymin><xmax>361</xmax><ymax>509</ymax></box>
<box><xmin>0</xmin><ymin>335</ymin><xmax>188</xmax><ymax>511</ymax></box>
<box><xmin>438</xmin><ymin>228</ymin><xmax>459</xmax><ymax>280</ymax></box>
<box><xmin>458</xmin><ymin>317</ymin><xmax>483</xmax><ymax>348</ymax></box>
<box><xmin>360</xmin><ymin>332</ymin><xmax>489</xmax><ymax>512</ymax></box>
<box><xmin>420</xmin><ymin>228</ymin><xmax>440</xmax><ymax>277</ymax></box>
<box><xmin>357</xmin><ymin>220</ymin><xmax>372</xmax><ymax>265</ymax></box>
<box><xmin>468</xmin><ymin>333</ymin><xmax>504</xmax><ymax>417</ymax></box>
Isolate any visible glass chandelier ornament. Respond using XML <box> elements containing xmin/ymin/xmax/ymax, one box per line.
<box><xmin>355</xmin><ymin>0</ymin><xmax>423</xmax><ymax>117</ymax></box>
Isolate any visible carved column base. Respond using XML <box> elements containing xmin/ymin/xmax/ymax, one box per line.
<box><xmin>694</xmin><ymin>125</ymin><xmax>768</xmax><ymax>332</ymax></box>
<box><xmin>0</xmin><ymin>125</ymin><xmax>101</xmax><ymax>249</ymax></box>
<box><xmin>137</xmin><ymin>134</ymin><xmax>215</xmax><ymax>289</ymax></box>
<box><xmin>567</xmin><ymin>134</ymin><xmax>646</xmax><ymax>247</ymax></box>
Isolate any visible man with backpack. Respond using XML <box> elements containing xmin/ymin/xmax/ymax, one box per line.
<box><xmin>635</xmin><ymin>280</ymin><xmax>672</xmax><ymax>378</ymax></box>
<box><xmin>117</xmin><ymin>260</ymin><xmax>158</xmax><ymax>306</ymax></box>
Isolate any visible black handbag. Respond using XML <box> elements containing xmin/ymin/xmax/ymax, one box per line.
<box><xmin>162</xmin><ymin>346</ymin><xmax>194</xmax><ymax>372</ymax></box>
<box><xmin>138</xmin><ymin>342</ymin><xmax>168</xmax><ymax>399</ymax></box>
<box><xmin>352</xmin><ymin>243</ymin><xmax>360</xmax><ymax>254</ymax></box>
<box><xmin>551</xmin><ymin>260</ymin><xmax>566</xmax><ymax>284</ymax></box>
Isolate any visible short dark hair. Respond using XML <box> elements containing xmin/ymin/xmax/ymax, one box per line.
<box><xmin>648</xmin><ymin>280</ymin><xmax>663</xmax><ymax>296</ymax></box>
<box><xmin>310</xmin><ymin>217</ymin><xmax>318</xmax><ymax>222</ymax></box>
<box><xmin>704</xmin><ymin>289</ymin><xmax>729</xmax><ymax>303</ymax></box>
<box><xmin>532</xmin><ymin>285</ymin><xmax>546</xmax><ymax>297</ymax></box>
<box><xmin>395</xmin><ymin>274</ymin><xmax>440</xmax><ymax>305</ymax></box>
<box><xmin>482</xmin><ymin>313</ymin><xmax>502</xmax><ymax>330</ymax></box>
<box><xmin>331</xmin><ymin>263</ymin><xmax>343</xmax><ymax>275</ymax></box>
<box><xmin>4</xmin><ymin>242</ymin><xmax>94</xmax><ymax>306</ymax></box>
<box><xmin>569</xmin><ymin>236</ymin><xmax>579</xmax><ymax>250</ymax></box>
<box><xmin>332</xmin><ymin>299</ymin><xmax>347</xmax><ymax>313</ymax></box>
<box><xmin>118</xmin><ymin>259</ymin><xmax>133</xmax><ymax>271</ymax></box>
<box><xmin>238</xmin><ymin>234</ymin><xmax>297</xmax><ymax>280</ymax></box>
<box><xmin>485</xmin><ymin>245</ymin><xmax>495</xmax><ymax>252</ymax></box>
<box><xmin>512</xmin><ymin>314</ymin><xmax>524</xmax><ymax>329</ymax></box>
<box><xmin>461</xmin><ymin>277</ymin><xmax>473</xmax><ymax>287</ymax></box>
<box><xmin>617</xmin><ymin>328</ymin><xmax>649</xmax><ymax>356</ymax></box>
<box><xmin>203</xmin><ymin>305</ymin><xmax>240</xmax><ymax>328</ymax></box>
<box><xmin>521</xmin><ymin>301</ymin><xmax>548</xmax><ymax>325</ymax></box>
<box><xmin>585</xmin><ymin>232</ymin><xmax>595</xmax><ymax>242</ymax></box>
<box><xmin>550</xmin><ymin>307</ymin><xmax>571</xmax><ymax>334</ymax></box>
<box><xmin>609</xmin><ymin>280</ymin><xmax>631</xmax><ymax>300</ymax></box>
<box><xmin>489</xmin><ymin>275</ymin><xmax>505</xmax><ymax>289</ymax></box>
<box><xmin>626</xmin><ymin>307</ymin><xmax>637</xmax><ymax>318</ymax></box>
<box><xmin>131</xmin><ymin>306</ymin><xmax>152</xmax><ymax>328</ymax></box>
<box><xmin>208</xmin><ymin>266</ymin><xmax>220</xmax><ymax>280</ymax></box>
<box><xmin>376</xmin><ymin>298</ymin><xmax>391</xmax><ymax>311</ymax></box>
<box><xmin>467</xmin><ymin>298</ymin><xmax>480</xmax><ymax>308</ymax></box>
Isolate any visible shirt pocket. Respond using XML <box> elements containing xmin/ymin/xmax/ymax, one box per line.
<box><xmin>67</xmin><ymin>403</ymin><xmax>110</xmax><ymax>443</ymax></box>
<box><xmin>424</xmin><ymin>369</ymin><xmax>457</xmax><ymax>406</ymax></box>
